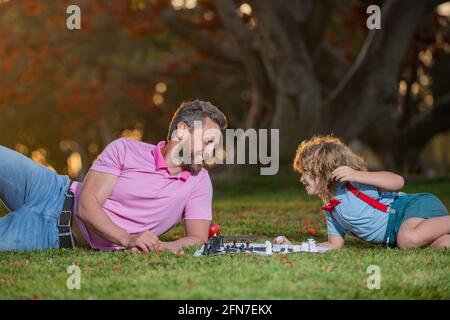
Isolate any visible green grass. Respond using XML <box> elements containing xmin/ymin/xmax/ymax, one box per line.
<box><xmin>0</xmin><ymin>175</ymin><xmax>449</xmax><ymax>299</ymax></box>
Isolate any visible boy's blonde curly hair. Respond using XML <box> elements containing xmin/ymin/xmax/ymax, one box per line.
<box><xmin>293</xmin><ymin>135</ymin><xmax>367</xmax><ymax>198</ymax></box>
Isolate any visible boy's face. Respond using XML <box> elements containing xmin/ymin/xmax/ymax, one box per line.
<box><xmin>300</xmin><ymin>170</ymin><xmax>320</xmax><ymax>195</ymax></box>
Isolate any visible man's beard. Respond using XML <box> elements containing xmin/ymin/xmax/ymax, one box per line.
<box><xmin>181</xmin><ymin>162</ymin><xmax>203</xmax><ymax>175</ymax></box>
<box><xmin>179</xmin><ymin>147</ymin><xmax>204</xmax><ymax>175</ymax></box>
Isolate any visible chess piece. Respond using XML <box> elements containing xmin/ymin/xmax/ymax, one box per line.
<box><xmin>252</xmin><ymin>247</ymin><xmax>266</xmax><ymax>253</ymax></box>
<box><xmin>201</xmin><ymin>244</ymin><xmax>209</xmax><ymax>256</ymax></box>
<box><xmin>210</xmin><ymin>236</ymin><xmax>221</xmax><ymax>253</ymax></box>
<box><xmin>208</xmin><ymin>223</ymin><xmax>220</xmax><ymax>238</ymax></box>
<box><xmin>301</xmin><ymin>241</ymin><xmax>308</xmax><ymax>252</ymax></box>
<box><xmin>265</xmin><ymin>241</ymin><xmax>273</xmax><ymax>255</ymax></box>
<box><xmin>308</xmin><ymin>238</ymin><xmax>319</xmax><ymax>253</ymax></box>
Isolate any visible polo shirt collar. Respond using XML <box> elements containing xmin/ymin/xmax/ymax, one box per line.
<box><xmin>151</xmin><ymin>141</ymin><xmax>191</xmax><ymax>182</ymax></box>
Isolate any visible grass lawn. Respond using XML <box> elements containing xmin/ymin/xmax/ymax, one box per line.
<box><xmin>0</xmin><ymin>174</ymin><xmax>449</xmax><ymax>299</ymax></box>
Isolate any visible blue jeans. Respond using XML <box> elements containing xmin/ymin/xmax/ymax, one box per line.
<box><xmin>0</xmin><ymin>145</ymin><xmax>71</xmax><ymax>251</ymax></box>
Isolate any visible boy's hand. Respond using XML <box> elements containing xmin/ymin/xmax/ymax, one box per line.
<box><xmin>332</xmin><ymin>166</ymin><xmax>358</xmax><ymax>182</ymax></box>
<box><xmin>273</xmin><ymin>236</ymin><xmax>292</xmax><ymax>245</ymax></box>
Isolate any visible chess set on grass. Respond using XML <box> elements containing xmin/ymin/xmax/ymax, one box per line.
<box><xmin>193</xmin><ymin>224</ymin><xmax>329</xmax><ymax>257</ymax></box>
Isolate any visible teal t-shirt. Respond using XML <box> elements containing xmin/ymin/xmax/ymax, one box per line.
<box><xmin>324</xmin><ymin>182</ymin><xmax>399</xmax><ymax>243</ymax></box>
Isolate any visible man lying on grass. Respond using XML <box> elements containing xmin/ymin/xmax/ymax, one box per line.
<box><xmin>275</xmin><ymin>135</ymin><xmax>450</xmax><ymax>250</ymax></box>
<box><xmin>0</xmin><ymin>100</ymin><xmax>226</xmax><ymax>252</ymax></box>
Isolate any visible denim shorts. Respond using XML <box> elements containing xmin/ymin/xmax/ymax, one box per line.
<box><xmin>0</xmin><ymin>145</ymin><xmax>71</xmax><ymax>251</ymax></box>
<box><xmin>383</xmin><ymin>193</ymin><xmax>449</xmax><ymax>247</ymax></box>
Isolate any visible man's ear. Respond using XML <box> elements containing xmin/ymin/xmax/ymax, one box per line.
<box><xmin>176</xmin><ymin>122</ymin><xmax>188</xmax><ymax>140</ymax></box>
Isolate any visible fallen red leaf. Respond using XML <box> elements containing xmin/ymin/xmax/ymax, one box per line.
<box><xmin>175</xmin><ymin>250</ymin><xmax>184</xmax><ymax>258</ymax></box>
<box><xmin>277</xmin><ymin>255</ymin><xmax>293</xmax><ymax>266</ymax></box>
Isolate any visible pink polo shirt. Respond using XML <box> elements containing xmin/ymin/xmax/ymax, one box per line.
<box><xmin>69</xmin><ymin>138</ymin><xmax>213</xmax><ymax>250</ymax></box>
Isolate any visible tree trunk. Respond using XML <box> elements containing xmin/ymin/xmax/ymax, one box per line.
<box><xmin>171</xmin><ymin>0</ymin><xmax>450</xmax><ymax>171</ymax></box>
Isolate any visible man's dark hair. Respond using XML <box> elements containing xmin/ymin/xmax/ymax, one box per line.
<box><xmin>167</xmin><ymin>100</ymin><xmax>228</xmax><ymax>140</ymax></box>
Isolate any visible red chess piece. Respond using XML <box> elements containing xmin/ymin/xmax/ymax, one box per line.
<box><xmin>209</xmin><ymin>223</ymin><xmax>220</xmax><ymax>238</ymax></box>
<box><xmin>307</xmin><ymin>227</ymin><xmax>317</xmax><ymax>237</ymax></box>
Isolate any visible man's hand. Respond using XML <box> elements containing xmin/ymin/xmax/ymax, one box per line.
<box><xmin>126</xmin><ymin>230</ymin><xmax>161</xmax><ymax>252</ymax></box>
<box><xmin>153</xmin><ymin>219</ymin><xmax>210</xmax><ymax>253</ymax></box>
<box><xmin>158</xmin><ymin>241</ymin><xmax>183</xmax><ymax>253</ymax></box>
<box><xmin>332</xmin><ymin>166</ymin><xmax>359</xmax><ymax>182</ymax></box>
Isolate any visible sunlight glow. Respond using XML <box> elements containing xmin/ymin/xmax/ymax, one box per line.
<box><xmin>437</xmin><ymin>2</ymin><xmax>450</xmax><ymax>16</ymax></box>
<box><xmin>155</xmin><ymin>82</ymin><xmax>167</xmax><ymax>93</ymax></box>
<box><xmin>15</xmin><ymin>143</ymin><xmax>29</xmax><ymax>155</ymax></box>
<box><xmin>419</xmin><ymin>74</ymin><xmax>431</xmax><ymax>87</ymax></box>
<box><xmin>67</xmin><ymin>152</ymin><xmax>82</xmax><ymax>178</ymax></box>
<box><xmin>398</xmin><ymin>80</ymin><xmax>407</xmax><ymax>95</ymax></box>
<box><xmin>59</xmin><ymin>140</ymin><xmax>79</xmax><ymax>152</ymax></box>
<box><xmin>171</xmin><ymin>0</ymin><xmax>197</xmax><ymax>10</ymax></box>
<box><xmin>419</xmin><ymin>49</ymin><xmax>433</xmax><ymax>67</ymax></box>
<box><xmin>153</xmin><ymin>93</ymin><xmax>164</xmax><ymax>105</ymax></box>
<box><xmin>121</xmin><ymin>128</ymin><xmax>143</xmax><ymax>141</ymax></box>
<box><xmin>424</xmin><ymin>94</ymin><xmax>434</xmax><ymax>107</ymax></box>
<box><xmin>88</xmin><ymin>142</ymin><xmax>99</xmax><ymax>154</ymax></box>
<box><xmin>31</xmin><ymin>148</ymin><xmax>47</xmax><ymax>165</ymax></box>
<box><xmin>204</xmin><ymin>11</ymin><xmax>215</xmax><ymax>21</ymax></box>
<box><xmin>239</xmin><ymin>3</ymin><xmax>252</xmax><ymax>16</ymax></box>
<box><xmin>411</xmin><ymin>82</ymin><xmax>420</xmax><ymax>95</ymax></box>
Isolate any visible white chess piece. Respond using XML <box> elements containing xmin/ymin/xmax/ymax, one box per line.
<box><xmin>308</xmin><ymin>238</ymin><xmax>319</xmax><ymax>253</ymax></box>
<box><xmin>300</xmin><ymin>241</ymin><xmax>308</xmax><ymax>252</ymax></box>
<box><xmin>265</xmin><ymin>241</ymin><xmax>273</xmax><ymax>255</ymax></box>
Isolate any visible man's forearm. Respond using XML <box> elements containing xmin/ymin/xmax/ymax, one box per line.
<box><xmin>78</xmin><ymin>200</ymin><xmax>130</xmax><ymax>247</ymax></box>
<box><xmin>159</xmin><ymin>236</ymin><xmax>205</xmax><ymax>252</ymax></box>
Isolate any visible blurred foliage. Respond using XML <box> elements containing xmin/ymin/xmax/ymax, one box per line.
<box><xmin>0</xmin><ymin>0</ymin><xmax>449</xmax><ymax>178</ymax></box>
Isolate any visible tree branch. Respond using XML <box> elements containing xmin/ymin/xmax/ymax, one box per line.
<box><xmin>325</xmin><ymin>0</ymin><xmax>436</xmax><ymax>140</ymax></box>
<box><xmin>405</xmin><ymin>92</ymin><xmax>450</xmax><ymax>148</ymax></box>
<box><xmin>397</xmin><ymin>58</ymin><xmax>418</xmax><ymax>127</ymax></box>
<box><xmin>249</xmin><ymin>0</ymin><xmax>323</xmax><ymax>135</ymax></box>
<box><xmin>314</xmin><ymin>42</ymin><xmax>351</xmax><ymax>96</ymax></box>
<box><xmin>159</xmin><ymin>10</ymin><xmax>240</xmax><ymax>65</ymax></box>
<box><xmin>130</xmin><ymin>58</ymin><xmax>240</xmax><ymax>82</ymax></box>
<box><xmin>213</xmin><ymin>0</ymin><xmax>275</xmax><ymax>128</ymax></box>
<box><xmin>301</xmin><ymin>0</ymin><xmax>337</xmax><ymax>59</ymax></box>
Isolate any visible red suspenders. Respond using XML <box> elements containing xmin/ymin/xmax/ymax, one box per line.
<box><xmin>321</xmin><ymin>182</ymin><xmax>393</xmax><ymax>245</ymax></box>
<box><xmin>321</xmin><ymin>182</ymin><xmax>390</xmax><ymax>213</ymax></box>
<box><xmin>345</xmin><ymin>182</ymin><xmax>389</xmax><ymax>213</ymax></box>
